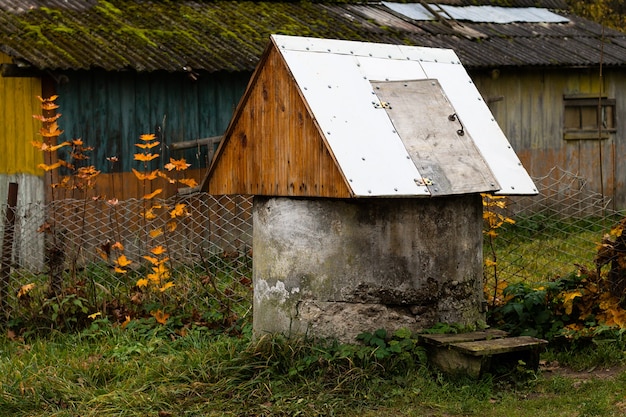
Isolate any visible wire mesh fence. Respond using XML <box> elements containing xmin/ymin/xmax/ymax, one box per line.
<box><xmin>0</xmin><ymin>192</ymin><xmax>253</xmax><ymax>329</ymax></box>
<box><xmin>0</xmin><ymin>166</ymin><xmax>623</xmax><ymax>329</ymax></box>
<box><xmin>485</xmin><ymin>166</ymin><xmax>623</xmax><ymax>289</ymax></box>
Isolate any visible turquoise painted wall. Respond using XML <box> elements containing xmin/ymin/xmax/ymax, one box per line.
<box><xmin>56</xmin><ymin>70</ymin><xmax>249</xmax><ymax>173</ymax></box>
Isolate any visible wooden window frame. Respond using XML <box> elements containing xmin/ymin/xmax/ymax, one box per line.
<box><xmin>563</xmin><ymin>94</ymin><xmax>616</xmax><ymax>140</ymax></box>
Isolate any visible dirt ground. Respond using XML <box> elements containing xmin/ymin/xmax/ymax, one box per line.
<box><xmin>539</xmin><ymin>360</ymin><xmax>626</xmax><ymax>381</ymax></box>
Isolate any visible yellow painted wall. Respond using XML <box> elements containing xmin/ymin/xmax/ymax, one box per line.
<box><xmin>0</xmin><ymin>53</ymin><xmax>42</xmax><ymax>175</ymax></box>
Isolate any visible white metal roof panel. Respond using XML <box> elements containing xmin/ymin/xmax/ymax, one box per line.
<box><xmin>440</xmin><ymin>5</ymin><xmax>569</xmax><ymax>24</ymax></box>
<box><xmin>382</xmin><ymin>2</ymin><xmax>569</xmax><ymax>24</ymax></box>
<box><xmin>282</xmin><ymin>49</ymin><xmax>429</xmax><ymax>197</ymax></box>
<box><xmin>381</xmin><ymin>2</ymin><xmax>433</xmax><ymax>21</ymax></box>
<box><xmin>271</xmin><ymin>34</ymin><xmax>537</xmax><ymax>197</ymax></box>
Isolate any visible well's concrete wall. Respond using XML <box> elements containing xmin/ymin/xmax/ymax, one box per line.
<box><xmin>253</xmin><ymin>195</ymin><xmax>485</xmax><ymax>342</ymax></box>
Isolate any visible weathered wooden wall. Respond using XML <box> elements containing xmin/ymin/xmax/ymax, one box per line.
<box><xmin>207</xmin><ymin>46</ymin><xmax>350</xmax><ymax>198</ymax></box>
<box><xmin>34</xmin><ymin>69</ymin><xmax>248</xmax><ymax>200</ymax></box>
<box><xmin>0</xmin><ymin>53</ymin><xmax>43</xmax><ymax>177</ymax></box>
<box><xmin>472</xmin><ymin>67</ymin><xmax>625</xmax><ymax>209</ymax></box>
<box><xmin>0</xmin><ymin>52</ymin><xmax>46</xmax><ymax>266</ymax></box>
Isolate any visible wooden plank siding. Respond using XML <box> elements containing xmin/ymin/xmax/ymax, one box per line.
<box><xmin>206</xmin><ymin>44</ymin><xmax>351</xmax><ymax>198</ymax></box>
<box><xmin>472</xmin><ymin>67</ymin><xmax>624</xmax><ymax>209</ymax></box>
<box><xmin>47</xmin><ymin>167</ymin><xmax>205</xmax><ymax>201</ymax></box>
<box><xmin>38</xmin><ymin>70</ymin><xmax>249</xmax><ymax>200</ymax></box>
<box><xmin>0</xmin><ymin>53</ymin><xmax>43</xmax><ymax>176</ymax></box>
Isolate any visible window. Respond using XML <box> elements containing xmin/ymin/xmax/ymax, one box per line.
<box><xmin>563</xmin><ymin>94</ymin><xmax>616</xmax><ymax>140</ymax></box>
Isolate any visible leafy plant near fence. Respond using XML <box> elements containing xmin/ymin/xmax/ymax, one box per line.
<box><xmin>489</xmin><ymin>214</ymin><xmax>626</xmax><ymax>346</ymax></box>
<box><xmin>8</xmin><ymin>96</ymin><xmax>253</xmax><ymax>336</ymax></box>
<box><xmin>482</xmin><ymin>193</ymin><xmax>515</xmax><ymax>307</ymax></box>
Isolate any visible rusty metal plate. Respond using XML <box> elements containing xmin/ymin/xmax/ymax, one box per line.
<box><xmin>372</xmin><ymin>79</ymin><xmax>500</xmax><ymax>195</ymax></box>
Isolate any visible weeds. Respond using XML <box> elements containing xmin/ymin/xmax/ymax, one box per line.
<box><xmin>2</xmin><ymin>321</ymin><xmax>624</xmax><ymax>417</ymax></box>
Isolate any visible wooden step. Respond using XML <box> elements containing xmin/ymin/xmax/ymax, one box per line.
<box><xmin>419</xmin><ymin>330</ymin><xmax>548</xmax><ymax>378</ymax></box>
<box><xmin>419</xmin><ymin>329</ymin><xmax>508</xmax><ymax>346</ymax></box>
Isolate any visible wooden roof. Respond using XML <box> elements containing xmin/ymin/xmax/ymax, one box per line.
<box><xmin>202</xmin><ymin>35</ymin><xmax>537</xmax><ymax>198</ymax></box>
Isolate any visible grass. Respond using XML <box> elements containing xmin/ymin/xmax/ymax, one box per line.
<box><xmin>1</xmin><ymin>322</ymin><xmax>626</xmax><ymax>417</ymax></box>
<box><xmin>484</xmin><ymin>213</ymin><xmax>621</xmax><ymax>285</ymax></box>
<box><xmin>3</xmin><ymin>211</ymin><xmax>626</xmax><ymax>415</ymax></box>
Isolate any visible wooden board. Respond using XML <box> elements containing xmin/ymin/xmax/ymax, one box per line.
<box><xmin>419</xmin><ymin>329</ymin><xmax>508</xmax><ymax>346</ymax></box>
<box><xmin>452</xmin><ymin>336</ymin><xmax>548</xmax><ymax>356</ymax></box>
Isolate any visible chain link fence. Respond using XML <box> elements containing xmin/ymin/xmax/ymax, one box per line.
<box><xmin>0</xmin><ymin>167</ymin><xmax>623</xmax><ymax>328</ymax></box>
<box><xmin>486</xmin><ymin>166</ymin><xmax>623</xmax><ymax>288</ymax></box>
<box><xmin>0</xmin><ymin>192</ymin><xmax>253</xmax><ymax>328</ymax></box>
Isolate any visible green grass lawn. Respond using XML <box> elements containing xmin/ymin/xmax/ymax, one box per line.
<box><xmin>1</xmin><ymin>322</ymin><xmax>625</xmax><ymax>417</ymax></box>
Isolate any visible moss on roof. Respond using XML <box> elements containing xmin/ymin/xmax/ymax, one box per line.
<box><xmin>0</xmin><ymin>0</ymin><xmax>623</xmax><ymax>72</ymax></box>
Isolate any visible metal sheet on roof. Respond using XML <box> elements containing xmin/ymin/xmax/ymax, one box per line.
<box><xmin>272</xmin><ymin>34</ymin><xmax>537</xmax><ymax>197</ymax></box>
<box><xmin>281</xmin><ymin>48</ymin><xmax>429</xmax><ymax>197</ymax></box>
<box><xmin>441</xmin><ymin>5</ymin><xmax>569</xmax><ymax>23</ymax></box>
<box><xmin>383</xmin><ymin>2</ymin><xmax>569</xmax><ymax>24</ymax></box>
<box><xmin>419</xmin><ymin>60</ymin><xmax>537</xmax><ymax>195</ymax></box>
<box><xmin>381</xmin><ymin>2</ymin><xmax>433</xmax><ymax>21</ymax></box>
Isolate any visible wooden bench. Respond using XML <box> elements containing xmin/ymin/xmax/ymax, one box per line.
<box><xmin>419</xmin><ymin>329</ymin><xmax>548</xmax><ymax>378</ymax></box>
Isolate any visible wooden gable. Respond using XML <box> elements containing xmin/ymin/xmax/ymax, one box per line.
<box><xmin>204</xmin><ymin>41</ymin><xmax>351</xmax><ymax>198</ymax></box>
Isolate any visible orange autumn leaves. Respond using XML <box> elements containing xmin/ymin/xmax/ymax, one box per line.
<box><xmin>133</xmin><ymin>133</ymin><xmax>197</xmax><ymax>201</ymax></box>
<box><xmin>32</xmin><ymin>96</ymin><xmax>101</xmax><ymax>192</ymax></box>
<box><xmin>136</xmin><ymin>245</ymin><xmax>174</xmax><ymax>293</ymax></box>
<box><xmin>32</xmin><ymin>96</ymin><xmax>197</xmax><ymax>327</ymax></box>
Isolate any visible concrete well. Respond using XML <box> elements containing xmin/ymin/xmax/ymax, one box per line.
<box><xmin>252</xmin><ymin>194</ymin><xmax>486</xmax><ymax>342</ymax></box>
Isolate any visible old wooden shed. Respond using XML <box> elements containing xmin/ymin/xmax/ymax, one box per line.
<box><xmin>203</xmin><ymin>35</ymin><xmax>537</xmax><ymax>341</ymax></box>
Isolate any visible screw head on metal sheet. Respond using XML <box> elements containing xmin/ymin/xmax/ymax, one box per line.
<box><xmin>414</xmin><ymin>177</ymin><xmax>433</xmax><ymax>186</ymax></box>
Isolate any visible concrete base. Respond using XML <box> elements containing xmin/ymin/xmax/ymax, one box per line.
<box><xmin>252</xmin><ymin>195</ymin><xmax>486</xmax><ymax>343</ymax></box>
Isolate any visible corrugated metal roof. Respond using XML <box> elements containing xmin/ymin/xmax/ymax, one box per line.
<box><xmin>0</xmin><ymin>0</ymin><xmax>624</xmax><ymax>73</ymax></box>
